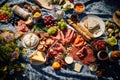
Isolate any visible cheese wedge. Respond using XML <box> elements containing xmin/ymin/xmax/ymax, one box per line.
<box><xmin>31</xmin><ymin>51</ymin><xmax>45</xmax><ymax>63</ymax></box>
<box><xmin>87</xmin><ymin>19</ymin><xmax>99</xmax><ymax>30</ymax></box>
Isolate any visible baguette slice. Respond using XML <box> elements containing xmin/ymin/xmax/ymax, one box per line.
<box><xmin>77</xmin><ymin>23</ymin><xmax>94</xmax><ymax>38</ymax></box>
<box><xmin>31</xmin><ymin>51</ymin><xmax>45</xmax><ymax>63</ymax></box>
<box><xmin>67</xmin><ymin>19</ymin><xmax>91</xmax><ymax>40</ymax></box>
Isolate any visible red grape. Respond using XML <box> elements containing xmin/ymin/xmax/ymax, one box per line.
<box><xmin>43</xmin><ymin>15</ymin><xmax>58</xmax><ymax>28</ymax></box>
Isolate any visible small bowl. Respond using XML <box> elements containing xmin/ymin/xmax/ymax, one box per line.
<box><xmin>74</xmin><ymin>3</ymin><xmax>85</xmax><ymax>14</ymax></box>
<box><xmin>97</xmin><ymin>50</ymin><xmax>109</xmax><ymax>61</ymax></box>
<box><xmin>32</xmin><ymin>9</ymin><xmax>42</xmax><ymax>20</ymax></box>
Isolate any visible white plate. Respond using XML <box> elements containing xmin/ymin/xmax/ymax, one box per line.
<box><xmin>80</xmin><ymin>15</ymin><xmax>105</xmax><ymax>38</ymax></box>
<box><xmin>21</xmin><ymin>33</ymin><xmax>39</xmax><ymax>49</ymax></box>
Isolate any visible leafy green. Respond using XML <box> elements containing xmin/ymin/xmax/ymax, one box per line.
<box><xmin>31</xmin><ymin>25</ymin><xmax>47</xmax><ymax>32</ymax></box>
<box><xmin>61</xmin><ymin>52</ymin><xmax>67</xmax><ymax>59</ymax></box>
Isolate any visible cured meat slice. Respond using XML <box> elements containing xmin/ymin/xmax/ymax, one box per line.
<box><xmin>15</xmin><ymin>20</ymin><xmax>29</xmax><ymax>32</ymax></box>
<box><xmin>76</xmin><ymin>47</ymin><xmax>87</xmax><ymax>60</ymax></box>
<box><xmin>69</xmin><ymin>46</ymin><xmax>96</xmax><ymax>65</ymax></box>
<box><xmin>47</xmin><ymin>42</ymin><xmax>66</xmax><ymax>60</ymax></box>
<box><xmin>53</xmin><ymin>28</ymin><xmax>76</xmax><ymax>45</ymax></box>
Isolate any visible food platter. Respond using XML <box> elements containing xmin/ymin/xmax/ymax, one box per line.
<box><xmin>0</xmin><ymin>1</ymin><xmax>120</xmax><ymax>80</ymax></box>
<box><xmin>80</xmin><ymin>15</ymin><xmax>105</xmax><ymax>38</ymax></box>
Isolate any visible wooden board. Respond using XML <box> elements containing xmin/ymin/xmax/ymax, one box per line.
<box><xmin>35</xmin><ymin>0</ymin><xmax>53</xmax><ymax>10</ymax></box>
<box><xmin>113</xmin><ymin>12</ymin><xmax>120</xmax><ymax>28</ymax></box>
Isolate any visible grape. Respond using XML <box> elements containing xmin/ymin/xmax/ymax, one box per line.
<box><xmin>0</xmin><ymin>3</ymin><xmax>12</xmax><ymax>17</ymax></box>
<box><xmin>47</xmin><ymin>26</ymin><xmax>58</xmax><ymax>35</ymax></box>
<box><xmin>60</xmin><ymin>19</ymin><xmax>64</xmax><ymax>22</ymax></box>
<box><xmin>43</xmin><ymin>15</ymin><xmax>57</xmax><ymax>28</ymax></box>
<box><xmin>4</xmin><ymin>4</ymin><xmax>10</xmax><ymax>8</ymax></box>
<box><xmin>57</xmin><ymin>19</ymin><xmax>67</xmax><ymax>30</ymax></box>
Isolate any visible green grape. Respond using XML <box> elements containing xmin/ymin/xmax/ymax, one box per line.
<box><xmin>47</xmin><ymin>26</ymin><xmax>57</xmax><ymax>35</ymax></box>
<box><xmin>58</xmin><ymin>22</ymin><xmax>61</xmax><ymax>26</ymax></box>
<box><xmin>5</xmin><ymin>11</ymin><xmax>9</xmax><ymax>15</ymax></box>
<box><xmin>7</xmin><ymin>13</ymin><xmax>11</xmax><ymax>16</ymax></box>
<box><xmin>60</xmin><ymin>19</ymin><xmax>65</xmax><ymax>22</ymax></box>
<box><xmin>0</xmin><ymin>9</ymin><xmax>2</xmax><ymax>13</ymax></box>
<box><xmin>3</xmin><ymin>7</ymin><xmax>7</xmax><ymax>10</ymax></box>
<box><xmin>4</xmin><ymin>4</ymin><xmax>10</xmax><ymax>8</ymax></box>
<box><xmin>1</xmin><ymin>10</ymin><xmax>6</xmax><ymax>14</ymax></box>
<box><xmin>60</xmin><ymin>22</ymin><xmax>67</xmax><ymax>30</ymax></box>
<box><xmin>7</xmin><ymin>8</ymin><xmax>11</xmax><ymax>12</ymax></box>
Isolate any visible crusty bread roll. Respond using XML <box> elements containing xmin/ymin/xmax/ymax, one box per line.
<box><xmin>12</xmin><ymin>5</ymin><xmax>30</xmax><ymax>19</ymax></box>
<box><xmin>77</xmin><ymin>23</ymin><xmax>94</xmax><ymax>38</ymax></box>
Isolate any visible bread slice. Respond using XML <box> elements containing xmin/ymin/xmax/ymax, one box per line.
<box><xmin>31</xmin><ymin>51</ymin><xmax>45</xmax><ymax>63</ymax></box>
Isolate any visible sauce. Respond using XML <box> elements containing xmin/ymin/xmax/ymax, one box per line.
<box><xmin>99</xmin><ymin>51</ymin><xmax>108</xmax><ymax>59</ymax></box>
<box><xmin>74</xmin><ymin>3</ymin><xmax>85</xmax><ymax>13</ymax></box>
<box><xmin>97</xmin><ymin>50</ymin><xmax>108</xmax><ymax>60</ymax></box>
<box><xmin>33</xmin><ymin>12</ymin><xmax>41</xmax><ymax>18</ymax></box>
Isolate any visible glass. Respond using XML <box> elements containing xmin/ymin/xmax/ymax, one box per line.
<box><xmin>89</xmin><ymin>63</ymin><xmax>98</xmax><ymax>71</ymax></box>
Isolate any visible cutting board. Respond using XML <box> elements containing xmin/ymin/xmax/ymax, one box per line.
<box><xmin>35</xmin><ymin>0</ymin><xmax>53</xmax><ymax>10</ymax></box>
<box><xmin>113</xmin><ymin>12</ymin><xmax>120</xmax><ymax>28</ymax></box>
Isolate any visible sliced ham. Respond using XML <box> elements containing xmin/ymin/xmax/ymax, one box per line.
<box><xmin>69</xmin><ymin>46</ymin><xmax>96</xmax><ymax>65</ymax></box>
<box><xmin>15</xmin><ymin>20</ymin><xmax>29</xmax><ymax>32</ymax></box>
<box><xmin>65</xmin><ymin>28</ymin><xmax>72</xmax><ymax>38</ymax></box>
<box><xmin>76</xmin><ymin>47</ymin><xmax>87</xmax><ymax>60</ymax></box>
<box><xmin>47</xmin><ymin>42</ymin><xmax>66</xmax><ymax>60</ymax></box>
<box><xmin>64</xmin><ymin>28</ymin><xmax>75</xmax><ymax>44</ymax></box>
<box><xmin>53</xmin><ymin>28</ymin><xmax>76</xmax><ymax>45</ymax></box>
<box><xmin>52</xmin><ymin>29</ymin><xmax>61</xmax><ymax>40</ymax></box>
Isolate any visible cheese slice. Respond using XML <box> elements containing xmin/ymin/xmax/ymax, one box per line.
<box><xmin>31</xmin><ymin>51</ymin><xmax>45</xmax><ymax>63</ymax></box>
<box><xmin>87</xmin><ymin>19</ymin><xmax>99</xmax><ymax>30</ymax></box>
<box><xmin>74</xmin><ymin>63</ymin><xmax>82</xmax><ymax>72</ymax></box>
